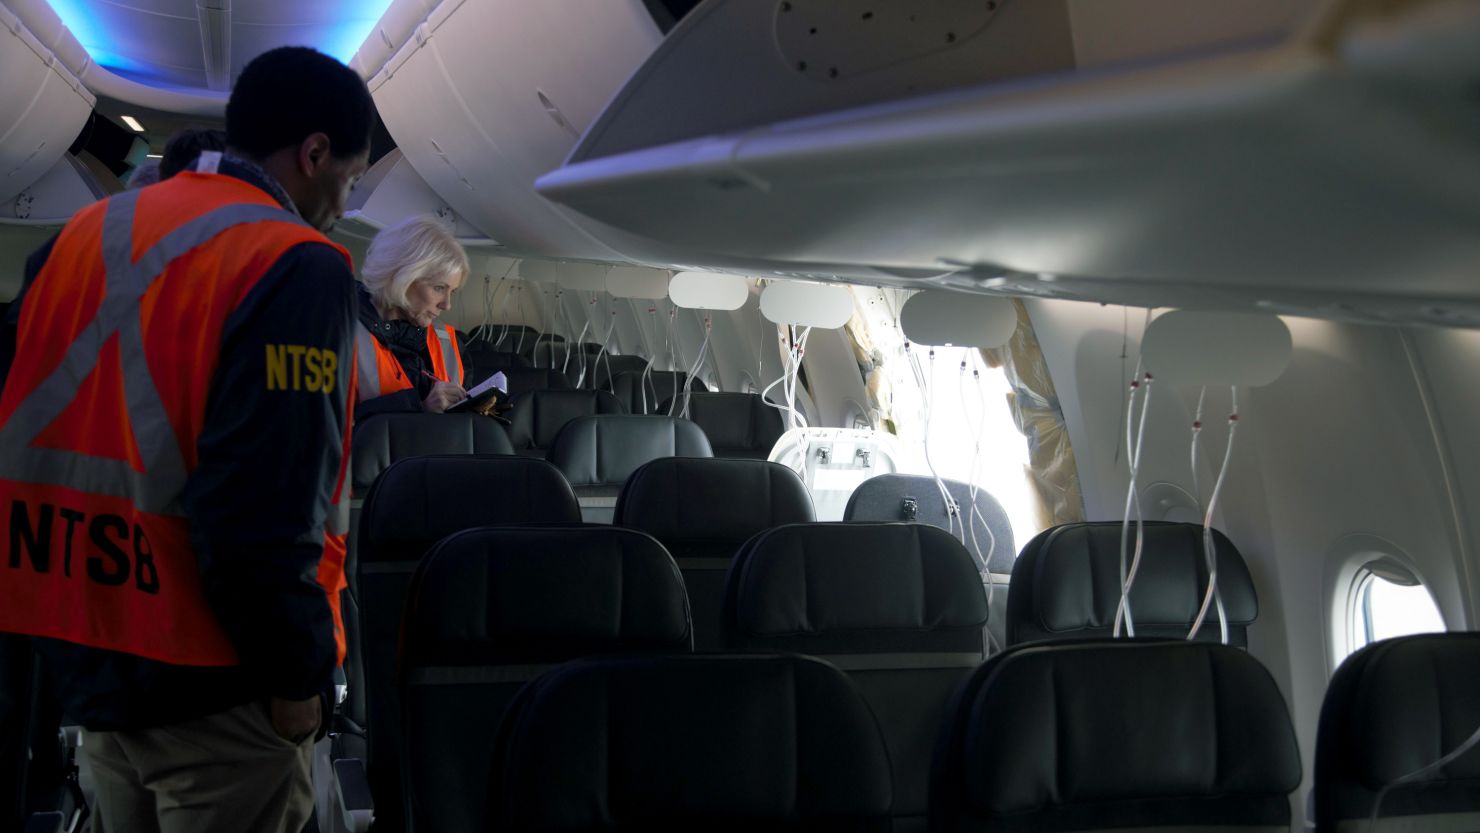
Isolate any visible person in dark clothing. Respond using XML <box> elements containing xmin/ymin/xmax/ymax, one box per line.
<box><xmin>0</xmin><ymin>46</ymin><xmax>372</xmax><ymax>833</ymax></box>
<box><xmin>159</xmin><ymin>127</ymin><xmax>228</xmax><ymax>180</ymax></box>
<box><xmin>353</xmin><ymin>215</ymin><xmax>469</xmax><ymax>419</ymax></box>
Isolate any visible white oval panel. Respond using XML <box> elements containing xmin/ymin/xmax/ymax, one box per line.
<box><xmin>669</xmin><ymin>271</ymin><xmax>749</xmax><ymax>311</ymax></box>
<box><xmin>760</xmin><ymin>281</ymin><xmax>854</xmax><ymax>329</ymax></box>
<box><xmin>899</xmin><ymin>290</ymin><xmax>1017</xmax><ymax>348</ymax></box>
<box><xmin>517</xmin><ymin>258</ymin><xmax>559</xmax><ymax>283</ymax></box>
<box><xmin>607</xmin><ymin>266</ymin><xmax>671</xmax><ymax>299</ymax></box>
<box><xmin>1141</xmin><ymin>311</ymin><xmax>1292</xmax><ymax>387</ymax></box>
<box><xmin>557</xmin><ymin>262</ymin><xmax>610</xmax><ymax>291</ymax></box>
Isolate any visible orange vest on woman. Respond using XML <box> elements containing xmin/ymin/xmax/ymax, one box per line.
<box><xmin>0</xmin><ymin>174</ymin><xmax>353</xmax><ymax>667</ymax></box>
<box><xmin>354</xmin><ymin>320</ymin><xmax>463</xmax><ymax>401</ymax></box>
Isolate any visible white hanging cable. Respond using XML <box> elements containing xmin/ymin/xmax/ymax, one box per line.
<box><xmin>957</xmin><ymin>352</ymin><xmax>1001</xmax><ymax>656</ymax></box>
<box><xmin>639</xmin><ymin>304</ymin><xmax>658</xmax><ymax>414</ymax></box>
<box><xmin>1188</xmin><ymin>386</ymin><xmax>1237</xmax><ymax>643</ymax></box>
<box><xmin>1370</xmin><ymin>722</ymin><xmax>1480</xmax><ymax>831</ymax></box>
<box><xmin>679</xmin><ymin>312</ymin><xmax>712</xmax><ymax>419</ymax></box>
<box><xmin>471</xmin><ymin>274</ymin><xmax>495</xmax><ymax>342</ymax></box>
<box><xmin>593</xmin><ymin>302</ymin><xmax>618</xmax><ymax>391</ymax></box>
<box><xmin>921</xmin><ymin>349</ymin><xmax>962</xmax><ymax>543</ymax></box>
<box><xmin>667</xmin><ymin>304</ymin><xmax>687</xmax><ymax>416</ymax></box>
<box><xmin>573</xmin><ymin>293</ymin><xmax>597</xmax><ymax>386</ymax></box>
<box><xmin>514</xmin><ymin>285</ymin><xmax>529</xmax><ymax>355</ymax></box>
<box><xmin>495</xmin><ymin>275</ymin><xmax>515</xmax><ymax>348</ymax></box>
<box><xmin>761</xmin><ymin>325</ymin><xmax>811</xmax><ymax>433</ymax></box>
<box><xmin>1114</xmin><ymin>365</ymin><xmax>1154</xmax><ymax>637</ymax></box>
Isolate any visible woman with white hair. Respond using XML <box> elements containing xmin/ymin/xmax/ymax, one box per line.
<box><xmin>354</xmin><ymin>215</ymin><xmax>469</xmax><ymax>418</ymax></box>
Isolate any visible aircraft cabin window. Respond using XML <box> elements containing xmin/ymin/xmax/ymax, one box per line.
<box><xmin>1347</xmin><ymin>563</ymin><xmax>1446</xmax><ymax>657</ymax></box>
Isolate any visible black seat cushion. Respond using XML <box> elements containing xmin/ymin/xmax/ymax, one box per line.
<box><xmin>506</xmin><ymin>389</ymin><xmax>627</xmax><ymax>457</ymax></box>
<box><xmin>353</xmin><ymin>455</ymin><xmax>579</xmax><ymax>830</ymax></box>
<box><xmin>547</xmin><ymin>415</ymin><xmax>713</xmax><ymax>488</ymax></box>
<box><xmin>724</xmin><ymin>521</ymin><xmax>987</xmax><ymax>833</ymax></box>
<box><xmin>932</xmin><ymin>639</ymin><xmax>1301</xmax><ymax>833</ymax></box>
<box><xmin>1008</xmin><ymin>521</ymin><xmax>1258</xmax><ymax>647</ymax></box>
<box><xmin>484</xmin><ymin>366</ymin><xmax>574</xmax><ymax>396</ymax></box>
<box><xmin>589</xmin><ymin>354</ymin><xmax>650</xmax><ymax>391</ymax></box>
<box><xmin>491</xmin><ymin>654</ymin><xmax>893</xmax><ymax>832</ymax></box>
<box><xmin>725</xmin><ymin>522</ymin><xmax>988</xmax><ymax>656</ymax></box>
<box><xmin>1315</xmin><ymin>632</ymin><xmax>1480</xmax><ymax>830</ymax></box>
<box><xmin>614</xmin><ymin>458</ymin><xmax>814</xmax><ymax>651</ymax></box>
<box><xmin>845</xmin><ymin>474</ymin><xmax>1015</xmax><ymax>574</ymax></box>
<box><xmin>656</xmin><ymin>392</ymin><xmax>785</xmax><ymax>460</ymax></box>
<box><xmin>401</xmin><ymin>526</ymin><xmax>692</xmax><ymax>833</ymax></box>
<box><xmin>350</xmin><ymin>413</ymin><xmax>513</xmax><ymax>494</ymax></box>
<box><xmin>606</xmin><ymin>369</ymin><xmax>709</xmax><ymax>415</ymax></box>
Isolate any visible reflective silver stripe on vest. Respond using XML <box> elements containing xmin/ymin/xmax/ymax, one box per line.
<box><xmin>433</xmin><ymin>325</ymin><xmax>461</xmax><ymax>386</ymax></box>
<box><xmin>0</xmin><ymin>191</ymin><xmax>307</xmax><ymax>515</ymax></box>
<box><xmin>354</xmin><ymin>325</ymin><xmax>382</xmax><ymax>400</ymax></box>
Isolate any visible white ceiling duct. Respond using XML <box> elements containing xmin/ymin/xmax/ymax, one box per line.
<box><xmin>606</xmin><ymin>266</ymin><xmax>670</xmax><ymax>299</ymax></box>
<box><xmin>669</xmin><ymin>271</ymin><xmax>748</xmax><ymax>311</ymax></box>
<box><xmin>1141</xmin><ymin>311</ymin><xmax>1292</xmax><ymax>387</ymax></box>
<box><xmin>760</xmin><ymin>281</ymin><xmax>853</xmax><ymax>329</ymax></box>
<box><xmin>900</xmin><ymin>291</ymin><xmax>1017</xmax><ymax>348</ymax></box>
<box><xmin>0</xmin><ymin>2</ymin><xmax>96</xmax><ymax>204</ymax></box>
<box><xmin>556</xmin><ymin>262</ymin><xmax>610</xmax><ymax>292</ymax></box>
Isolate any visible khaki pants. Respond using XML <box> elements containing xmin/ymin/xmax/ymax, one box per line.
<box><xmin>83</xmin><ymin>700</ymin><xmax>313</xmax><ymax>833</ymax></box>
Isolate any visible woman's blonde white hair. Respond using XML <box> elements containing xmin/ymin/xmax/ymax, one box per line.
<box><xmin>361</xmin><ymin>215</ymin><xmax>470</xmax><ymax>313</ymax></box>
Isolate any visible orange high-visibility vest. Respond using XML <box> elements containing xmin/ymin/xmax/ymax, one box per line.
<box><xmin>354</xmin><ymin>321</ymin><xmax>462</xmax><ymax>401</ymax></box>
<box><xmin>0</xmin><ymin>173</ymin><xmax>354</xmax><ymax>668</ymax></box>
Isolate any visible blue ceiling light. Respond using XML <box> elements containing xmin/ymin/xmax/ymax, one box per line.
<box><xmin>320</xmin><ymin>0</ymin><xmax>398</xmax><ymax>64</ymax></box>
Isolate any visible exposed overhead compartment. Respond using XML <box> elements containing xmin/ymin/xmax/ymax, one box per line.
<box><xmin>0</xmin><ymin>154</ymin><xmax>106</xmax><ymax>226</ymax></box>
<box><xmin>354</xmin><ymin>0</ymin><xmax>664</xmax><ymax>259</ymax></box>
<box><xmin>536</xmin><ymin>0</ymin><xmax>1480</xmax><ymax>328</ymax></box>
<box><xmin>336</xmin><ymin>148</ymin><xmax>499</xmax><ymax>250</ymax></box>
<box><xmin>0</xmin><ymin>1</ymin><xmax>96</xmax><ymax>205</ymax></box>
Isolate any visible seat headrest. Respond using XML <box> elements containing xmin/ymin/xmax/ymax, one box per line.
<box><xmin>845</xmin><ymin>474</ymin><xmax>1016</xmax><ymax>573</ymax></box>
<box><xmin>932</xmin><ymin>640</ymin><xmax>1301</xmax><ymax>832</ymax></box>
<box><xmin>613</xmin><ymin>458</ymin><xmax>814</xmax><ymax>559</ymax></box>
<box><xmin>492</xmin><ymin>655</ymin><xmax>893</xmax><ymax>831</ymax></box>
<box><xmin>1315</xmin><ymin>632</ymin><xmax>1480</xmax><ymax>826</ymax></box>
<box><xmin>657</xmin><ymin>392</ymin><xmax>785</xmax><ymax>458</ymax></box>
<box><xmin>350</xmin><ymin>413</ymin><xmax>514</xmax><ymax>493</ymax></box>
<box><xmin>1007</xmin><ymin>521</ymin><xmax>1258</xmax><ymax>647</ymax></box>
<box><xmin>607</xmin><ymin>370</ymin><xmax>709</xmax><ymax>415</ymax></box>
<box><xmin>589</xmin><ymin>354</ymin><xmax>649</xmax><ymax>389</ymax></box>
<box><xmin>358</xmin><ymin>455</ymin><xmax>579</xmax><ymax>564</ymax></box>
<box><xmin>506</xmin><ymin>389</ymin><xmax>627</xmax><ymax>452</ymax></box>
<box><xmin>496</xmin><ymin>367</ymin><xmax>573</xmax><ymax>396</ymax></box>
<box><xmin>547</xmin><ymin>415</ymin><xmax>714</xmax><ymax>487</ymax></box>
<box><xmin>725</xmin><ymin>522</ymin><xmax>987</xmax><ymax>654</ymax></box>
<box><xmin>403</xmin><ymin>526</ymin><xmax>691</xmax><ymax>665</ymax></box>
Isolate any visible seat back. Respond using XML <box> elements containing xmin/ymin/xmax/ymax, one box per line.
<box><xmin>1315</xmin><ymin>632</ymin><xmax>1480</xmax><ymax>832</ymax></box>
<box><xmin>606</xmin><ymin>369</ymin><xmax>708</xmax><ymax>415</ymax></box>
<box><xmin>725</xmin><ymin>522</ymin><xmax>986</xmax><ymax>833</ymax></box>
<box><xmin>350</xmin><ymin>413</ymin><xmax>514</xmax><ymax>496</ymax></box>
<box><xmin>656</xmin><ymin>392</ymin><xmax>784</xmax><ymax>460</ymax></box>
<box><xmin>588</xmin><ymin>353</ymin><xmax>648</xmax><ymax>390</ymax></box>
<box><xmin>1007</xmin><ymin>521</ymin><xmax>1258</xmax><ymax>647</ymax></box>
<box><xmin>845</xmin><ymin>474</ymin><xmax>1015</xmax><ymax>573</ymax></box>
<box><xmin>548</xmin><ymin>415</ymin><xmax>714</xmax><ymax>522</ymax></box>
<box><xmin>499</xmin><ymin>366</ymin><xmax>575</xmax><ymax>396</ymax></box>
<box><xmin>401</xmin><ymin>526</ymin><xmax>692</xmax><ymax>833</ymax></box>
<box><xmin>354</xmin><ymin>455</ymin><xmax>579</xmax><ymax>829</ymax></box>
<box><xmin>491</xmin><ymin>655</ymin><xmax>893</xmax><ymax>832</ymax></box>
<box><xmin>932</xmin><ymin>640</ymin><xmax>1301</xmax><ymax>833</ymax></box>
<box><xmin>505</xmin><ymin>389</ymin><xmax>627</xmax><ymax>459</ymax></box>
<box><xmin>614</xmin><ymin>458</ymin><xmax>814</xmax><ymax>651</ymax></box>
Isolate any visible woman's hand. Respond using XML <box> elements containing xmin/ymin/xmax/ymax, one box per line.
<box><xmin>422</xmin><ymin>380</ymin><xmax>467</xmax><ymax>413</ymax></box>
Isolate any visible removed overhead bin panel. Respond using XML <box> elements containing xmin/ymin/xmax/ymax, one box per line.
<box><xmin>353</xmin><ymin>0</ymin><xmax>663</xmax><ymax>259</ymax></box>
<box><xmin>0</xmin><ymin>2</ymin><xmax>96</xmax><ymax>205</ymax></box>
<box><xmin>336</xmin><ymin>148</ymin><xmax>498</xmax><ymax>249</ymax></box>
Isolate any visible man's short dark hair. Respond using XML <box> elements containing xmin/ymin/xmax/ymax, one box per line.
<box><xmin>160</xmin><ymin>128</ymin><xmax>227</xmax><ymax>179</ymax></box>
<box><xmin>226</xmin><ymin>46</ymin><xmax>374</xmax><ymax>161</ymax></box>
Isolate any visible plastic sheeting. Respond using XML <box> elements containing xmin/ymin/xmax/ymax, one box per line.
<box><xmin>981</xmin><ymin>299</ymin><xmax>1086</xmax><ymax>528</ymax></box>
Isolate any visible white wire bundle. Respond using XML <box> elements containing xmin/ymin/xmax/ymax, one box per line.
<box><xmin>955</xmin><ymin>352</ymin><xmax>1001</xmax><ymax>655</ymax></box>
<box><xmin>760</xmin><ymin>325</ymin><xmax>811</xmax><ymax>433</ymax></box>
<box><xmin>676</xmin><ymin>312</ymin><xmax>712</xmax><ymax>419</ymax></box>
<box><xmin>1114</xmin><ymin>363</ymin><xmax>1154</xmax><ymax>637</ymax></box>
<box><xmin>638</xmin><ymin>304</ymin><xmax>659</xmax><ymax>414</ymax></box>
<box><xmin>1188</xmin><ymin>386</ymin><xmax>1237</xmax><ymax>642</ymax></box>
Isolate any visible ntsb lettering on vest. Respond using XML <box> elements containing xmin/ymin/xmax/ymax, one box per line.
<box><xmin>7</xmin><ymin>500</ymin><xmax>159</xmax><ymax>594</ymax></box>
<box><xmin>265</xmin><ymin>345</ymin><xmax>338</xmax><ymax>393</ymax></box>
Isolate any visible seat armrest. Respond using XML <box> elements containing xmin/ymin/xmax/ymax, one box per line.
<box><xmin>333</xmin><ymin>758</ymin><xmax>374</xmax><ymax>833</ymax></box>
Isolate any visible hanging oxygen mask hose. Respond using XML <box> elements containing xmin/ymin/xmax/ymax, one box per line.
<box><xmin>470</xmin><ymin>273</ymin><xmax>499</xmax><ymax>344</ymax></box>
<box><xmin>760</xmin><ymin>325</ymin><xmax>812</xmax><ymax>434</ymax></box>
<box><xmin>1188</xmin><ymin>386</ymin><xmax>1237</xmax><ymax>643</ymax></box>
<box><xmin>638</xmin><ymin>304</ymin><xmax>660</xmax><ymax>414</ymax></box>
<box><xmin>494</xmin><ymin>274</ymin><xmax>515</xmax><ymax>348</ymax></box>
<box><xmin>1369</xmin><ymin>722</ymin><xmax>1480</xmax><ymax>831</ymax></box>
<box><xmin>917</xmin><ymin>346</ymin><xmax>963</xmax><ymax>542</ymax></box>
<box><xmin>666</xmin><ymin>305</ymin><xmax>687</xmax><ymax>417</ymax></box>
<box><xmin>957</xmin><ymin>353</ymin><xmax>1001</xmax><ymax>655</ymax></box>
<box><xmin>592</xmin><ymin>305</ymin><xmax>617</xmax><ymax>391</ymax></box>
<box><xmin>1114</xmin><ymin>363</ymin><xmax>1154</xmax><ymax>637</ymax></box>
<box><xmin>513</xmin><ymin>284</ymin><xmax>529</xmax><ymax>355</ymax></box>
<box><xmin>571</xmin><ymin>293</ymin><xmax>596</xmax><ymax>387</ymax></box>
<box><xmin>675</xmin><ymin>312</ymin><xmax>712</xmax><ymax>419</ymax></box>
